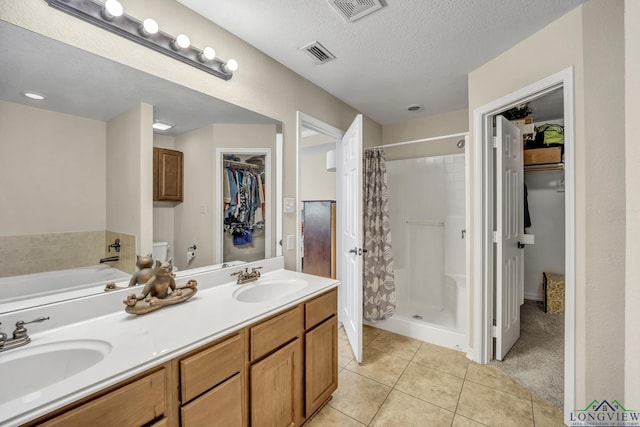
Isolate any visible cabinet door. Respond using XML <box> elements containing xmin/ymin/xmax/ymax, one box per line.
<box><xmin>181</xmin><ymin>374</ymin><xmax>243</xmax><ymax>427</ymax></box>
<box><xmin>305</xmin><ymin>316</ymin><xmax>338</xmax><ymax>416</ymax></box>
<box><xmin>250</xmin><ymin>339</ymin><xmax>303</xmax><ymax>427</ymax></box>
<box><xmin>153</xmin><ymin>147</ymin><xmax>183</xmax><ymax>202</ymax></box>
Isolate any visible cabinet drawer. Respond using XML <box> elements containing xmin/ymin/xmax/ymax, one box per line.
<box><xmin>40</xmin><ymin>369</ymin><xmax>165</xmax><ymax>427</ymax></box>
<box><xmin>180</xmin><ymin>332</ymin><xmax>243</xmax><ymax>403</ymax></box>
<box><xmin>305</xmin><ymin>288</ymin><xmax>337</xmax><ymax>330</ymax></box>
<box><xmin>250</xmin><ymin>305</ymin><xmax>303</xmax><ymax>361</ymax></box>
<box><xmin>181</xmin><ymin>374</ymin><xmax>243</xmax><ymax>427</ymax></box>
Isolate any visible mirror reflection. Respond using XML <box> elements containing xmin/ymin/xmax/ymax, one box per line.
<box><xmin>0</xmin><ymin>21</ymin><xmax>282</xmax><ymax>310</ymax></box>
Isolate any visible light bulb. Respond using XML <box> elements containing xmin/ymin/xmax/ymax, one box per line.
<box><xmin>171</xmin><ymin>34</ymin><xmax>190</xmax><ymax>50</ymax></box>
<box><xmin>198</xmin><ymin>47</ymin><xmax>216</xmax><ymax>62</ymax></box>
<box><xmin>102</xmin><ymin>0</ymin><xmax>123</xmax><ymax>20</ymax></box>
<box><xmin>23</xmin><ymin>92</ymin><xmax>45</xmax><ymax>100</ymax></box>
<box><xmin>140</xmin><ymin>18</ymin><xmax>159</xmax><ymax>36</ymax></box>
<box><xmin>223</xmin><ymin>59</ymin><xmax>238</xmax><ymax>73</ymax></box>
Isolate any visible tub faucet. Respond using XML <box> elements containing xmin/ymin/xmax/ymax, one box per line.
<box><xmin>0</xmin><ymin>316</ymin><xmax>50</xmax><ymax>352</ymax></box>
<box><xmin>100</xmin><ymin>255</ymin><xmax>119</xmax><ymax>263</ymax></box>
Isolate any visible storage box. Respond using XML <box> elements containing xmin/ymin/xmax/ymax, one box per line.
<box><xmin>543</xmin><ymin>272</ymin><xmax>565</xmax><ymax>315</ymax></box>
<box><xmin>523</xmin><ymin>147</ymin><xmax>561</xmax><ymax>165</ymax></box>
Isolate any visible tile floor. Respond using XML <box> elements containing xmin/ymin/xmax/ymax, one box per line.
<box><xmin>307</xmin><ymin>325</ymin><xmax>566</xmax><ymax>427</ymax></box>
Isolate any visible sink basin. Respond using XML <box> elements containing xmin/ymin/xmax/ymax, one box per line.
<box><xmin>233</xmin><ymin>279</ymin><xmax>309</xmax><ymax>303</ymax></box>
<box><xmin>0</xmin><ymin>339</ymin><xmax>112</xmax><ymax>404</ymax></box>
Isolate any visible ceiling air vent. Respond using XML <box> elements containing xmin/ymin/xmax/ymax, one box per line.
<box><xmin>328</xmin><ymin>0</ymin><xmax>384</xmax><ymax>23</ymax></box>
<box><xmin>299</xmin><ymin>41</ymin><xmax>336</xmax><ymax>64</ymax></box>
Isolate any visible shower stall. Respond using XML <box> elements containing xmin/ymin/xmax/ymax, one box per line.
<box><xmin>367</xmin><ymin>152</ymin><xmax>468</xmax><ymax>351</ymax></box>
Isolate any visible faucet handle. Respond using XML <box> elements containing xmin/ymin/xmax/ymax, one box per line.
<box><xmin>13</xmin><ymin>316</ymin><xmax>50</xmax><ymax>339</ymax></box>
<box><xmin>230</xmin><ymin>268</ymin><xmax>248</xmax><ymax>277</ymax></box>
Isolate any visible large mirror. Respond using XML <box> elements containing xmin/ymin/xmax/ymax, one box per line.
<box><xmin>0</xmin><ymin>21</ymin><xmax>282</xmax><ymax>311</ymax></box>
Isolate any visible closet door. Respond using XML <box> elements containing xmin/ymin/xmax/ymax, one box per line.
<box><xmin>495</xmin><ymin>116</ymin><xmax>524</xmax><ymax>361</ymax></box>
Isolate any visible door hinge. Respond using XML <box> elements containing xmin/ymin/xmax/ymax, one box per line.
<box><xmin>492</xmin><ymin>231</ymin><xmax>498</xmax><ymax>243</ymax></box>
<box><xmin>491</xmin><ymin>325</ymin><xmax>497</xmax><ymax>338</ymax></box>
<box><xmin>492</xmin><ymin>136</ymin><xmax>497</xmax><ymax>148</ymax></box>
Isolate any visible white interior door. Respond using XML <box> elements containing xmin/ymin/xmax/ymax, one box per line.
<box><xmin>337</xmin><ymin>114</ymin><xmax>363</xmax><ymax>363</ymax></box>
<box><xmin>495</xmin><ymin>116</ymin><xmax>524</xmax><ymax>361</ymax></box>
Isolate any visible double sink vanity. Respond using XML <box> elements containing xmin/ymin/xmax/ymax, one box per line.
<box><xmin>0</xmin><ymin>257</ymin><xmax>339</xmax><ymax>427</ymax></box>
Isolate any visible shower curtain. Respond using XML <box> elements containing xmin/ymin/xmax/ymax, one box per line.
<box><xmin>363</xmin><ymin>148</ymin><xmax>396</xmax><ymax>321</ymax></box>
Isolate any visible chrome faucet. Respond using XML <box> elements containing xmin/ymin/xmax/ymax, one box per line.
<box><xmin>0</xmin><ymin>316</ymin><xmax>50</xmax><ymax>352</ymax></box>
<box><xmin>231</xmin><ymin>267</ymin><xmax>262</xmax><ymax>284</ymax></box>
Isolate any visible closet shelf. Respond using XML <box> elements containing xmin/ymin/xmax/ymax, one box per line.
<box><xmin>524</xmin><ymin>162</ymin><xmax>564</xmax><ymax>173</ymax></box>
<box><xmin>224</xmin><ymin>159</ymin><xmax>261</xmax><ymax>169</ymax></box>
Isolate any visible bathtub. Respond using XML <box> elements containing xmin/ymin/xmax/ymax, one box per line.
<box><xmin>0</xmin><ymin>264</ymin><xmax>130</xmax><ymax>305</ymax></box>
<box><xmin>0</xmin><ymin>261</ymin><xmax>248</xmax><ymax>313</ymax></box>
<box><xmin>365</xmin><ymin>273</ymin><xmax>467</xmax><ymax>352</ymax></box>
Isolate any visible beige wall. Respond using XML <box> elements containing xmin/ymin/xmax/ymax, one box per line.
<box><xmin>625</xmin><ymin>0</ymin><xmax>640</xmax><ymax>409</ymax></box>
<box><xmin>381</xmin><ymin>109</ymin><xmax>468</xmax><ymax>160</ymax></box>
<box><xmin>469</xmin><ymin>0</ymin><xmax>627</xmax><ymax>407</ymax></box>
<box><xmin>0</xmin><ymin>101</ymin><xmax>106</xmax><ymax>234</ymax></box>
<box><xmin>168</xmin><ymin>124</ymin><xmax>276</xmax><ymax>270</ymax></box>
<box><xmin>106</xmin><ymin>103</ymin><xmax>153</xmax><ymax>255</ymax></box>
<box><xmin>174</xmin><ymin>125</ymin><xmax>215</xmax><ymax>270</ymax></box>
<box><xmin>300</xmin><ymin>154</ymin><xmax>337</xmax><ymax>202</ymax></box>
<box><xmin>152</xmin><ymin>134</ymin><xmax>176</xmax><ymax>263</ymax></box>
<box><xmin>0</xmin><ymin>0</ymin><xmax>381</xmax><ymax>269</ymax></box>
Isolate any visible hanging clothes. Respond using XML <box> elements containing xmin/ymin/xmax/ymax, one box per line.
<box><xmin>223</xmin><ymin>157</ymin><xmax>266</xmax><ymax>246</ymax></box>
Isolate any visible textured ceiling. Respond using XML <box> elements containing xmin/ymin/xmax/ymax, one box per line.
<box><xmin>177</xmin><ymin>0</ymin><xmax>586</xmax><ymax>125</ymax></box>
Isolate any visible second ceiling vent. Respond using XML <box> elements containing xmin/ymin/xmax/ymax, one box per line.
<box><xmin>299</xmin><ymin>41</ymin><xmax>336</xmax><ymax>64</ymax></box>
<box><xmin>328</xmin><ymin>0</ymin><xmax>384</xmax><ymax>23</ymax></box>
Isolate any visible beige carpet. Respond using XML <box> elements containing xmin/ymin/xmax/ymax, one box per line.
<box><xmin>491</xmin><ymin>300</ymin><xmax>564</xmax><ymax>409</ymax></box>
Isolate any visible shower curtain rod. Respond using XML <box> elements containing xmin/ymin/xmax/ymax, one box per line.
<box><xmin>369</xmin><ymin>131</ymin><xmax>468</xmax><ymax>150</ymax></box>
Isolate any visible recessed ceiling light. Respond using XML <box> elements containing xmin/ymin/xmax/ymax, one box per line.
<box><xmin>407</xmin><ymin>104</ymin><xmax>423</xmax><ymax>112</ymax></box>
<box><xmin>23</xmin><ymin>92</ymin><xmax>46</xmax><ymax>100</ymax></box>
<box><xmin>152</xmin><ymin>121</ymin><xmax>174</xmax><ymax>131</ymax></box>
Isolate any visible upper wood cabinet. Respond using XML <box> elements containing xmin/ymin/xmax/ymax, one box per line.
<box><xmin>153</xmin><ymin>147</ymin><xmax>183</xmax><ymax>202</ymax></box>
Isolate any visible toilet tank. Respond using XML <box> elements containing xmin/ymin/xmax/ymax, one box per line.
<box><xmin>152</xmin><ymin>241</ymin><xmax>169</xmax><ymax>262</ymax></box>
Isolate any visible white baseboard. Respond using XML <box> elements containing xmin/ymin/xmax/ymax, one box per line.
<box><xmin>525</xmin><ymin>292</ymin><xmax>543</xmax><ymax>302</ymax></box>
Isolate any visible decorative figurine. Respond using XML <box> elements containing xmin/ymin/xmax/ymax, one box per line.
<box><xmin>123</xmin><ymin>259</ymin><xmax>198</xmax><ymax>315</ymax></box>
<box><xmin>128</xmin><ymin>253</ymin><xmax>154</xmax><ymax>287</ymax></box>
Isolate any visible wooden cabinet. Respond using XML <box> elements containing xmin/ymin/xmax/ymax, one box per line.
<box><xmin>181</xmin><ymin>374</ymin><xmax>243</xmax><ymax>427</ymax></box>
<box><xmin>179</xmin><ymin>332</ymin><xmax>245</xmax><ymax>427</ymax></box>
<box><xmin>35</xmin><ymin>368</ymin><xmax>167</xmax><ymax>427</ymax></box>
<box><xmin>248</xmin><ymin>307</ymin><xmax>304</xmax><ymax>427</ymax></box>
<box><xmin>304</xmin><ymin>289</ymin><xmax>338</xmax><ymax>417</ymax></box>
<box><xmin>250</xmin><ymin>339</ymin><xmax>303</xmax><ymax>427</ymax></box>
<box><xmin>153</xmin><ymin>147</ymin><xmax>183</xmax><ymax>202</ymax></box>
<box><xmin>26</xmin><ymin>288</ymin><xmax>337</xmax><ymax>427</ymax></box>
<box><xmin>302</xmin><ymin>201</ymin><xmax>336</xmax><ymax>278</ymax></box>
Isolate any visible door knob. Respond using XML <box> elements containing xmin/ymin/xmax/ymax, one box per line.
<box><xmin>349</xmin><ymin>247</ymin><xmax>358</xmax><ymax>254</ymax></box>
<box><xmin>517</xmin><ymin>241</ymin><xmax>525</xmax><ymax>249</ymax></box>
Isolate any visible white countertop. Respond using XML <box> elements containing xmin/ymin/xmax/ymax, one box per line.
<box><xmin>0</xmin><ymin>258</ymin><xmax>339</xmax><ymax>427</ymax></box>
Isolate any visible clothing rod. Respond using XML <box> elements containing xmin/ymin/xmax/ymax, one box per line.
<box><xmin>369</xmin><ymin>131</ymin><xmax>468</xmax><ymax>150</ymax></box>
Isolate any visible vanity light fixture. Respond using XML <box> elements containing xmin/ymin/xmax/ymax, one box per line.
<box><xmin>23</xmin><ymin>92</ymin><xmax>46</xmax><ymax>100</ymax></box>
<box><xmin>102</xmin><ymin>0</ymin><xmax>123</xmax><ymax>21</ymax></box>
<box><xmin>46</xmin><ymin>0</ymin><xmax>237</xmax><ymax>81</ymax></box>
<box><xmin>198</xmin><ymin>47</ymin><xmax>216</xmax><ymax>63</ymax></box>
<box><xmin>152</xmin><ymin>121</ymin><xmax>174</xmax><ymax>131</ymax></box>
<box><xmin>139</xmin><ymin>18</ymin><xmax>159</xmax><ymax>36</ymax></box>
<box><xmin>222</xmin><ymin>59</ymin><xmax>239</xmax><ymax>73</ymax></box>
<box><xmin>171</xmin><ymin>34</ymin><xmax>190</xmax><ymax>51</ymax></box>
